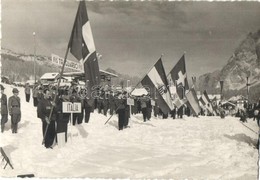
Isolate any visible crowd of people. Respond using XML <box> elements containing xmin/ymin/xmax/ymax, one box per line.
<box><xmin>1</xmin><ymin>81</ymin><xmax>260</xmax><ymax>149</ymax></box>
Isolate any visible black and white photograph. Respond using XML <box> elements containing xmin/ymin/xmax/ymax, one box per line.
<box><xmin>1</xmin><ymin>0</ymin><xmax>260</xmax><ymax>179</ymax></box>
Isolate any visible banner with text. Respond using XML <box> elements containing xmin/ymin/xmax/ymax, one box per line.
<box><xmin>51</xmin><ymin>54</ymin><xmax>83</xmax><ymax>72</ymax></box>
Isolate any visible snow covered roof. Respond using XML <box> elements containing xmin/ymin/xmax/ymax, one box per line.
<box><xmin>131</xmin><ymin>88</ymin><xmax>148</xmax><ymax>96</ymax></box>
<box><xmin>63</xmin><ymin>70</ymin><xmax>118</xmax><ymax>79</ymax></box>
<box><xmin>40</xmin><ymin>73</ymin><xmax>60</xmax><ymax>80</ymax></box>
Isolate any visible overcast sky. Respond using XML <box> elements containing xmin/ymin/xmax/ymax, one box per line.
<box><xmin>2</xmin><ymin>0</ymin><xmax>260</xmax><ymax>78</ymax></box>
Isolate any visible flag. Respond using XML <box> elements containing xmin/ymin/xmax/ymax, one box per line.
<box><xmin>168</xmin><ymin>54</ymin><xmax>189</xmax><ymax>99</ymax></box>
<box><xmin>68</xmin><ymin>1</ymin><xmax>100</xmax><ymax>106</ymax></box>
<box><xmin>186</xmin><ymin>88</ymin><xmax>200</xmax><ymax>116</ymax></box>
<box><xmin>211</xmin><ymin>96</ymin><xmax>219</xmax><ymax>115</ymax></box>
<box><xmin>141</xmin><ymin>59</ymin><xmax>174</xmax><ymax>114</ymax></box>
<box><xmin>201</xmin><ymin>90</ymin><xmax>214</xmax><ymax>114</ymax></box>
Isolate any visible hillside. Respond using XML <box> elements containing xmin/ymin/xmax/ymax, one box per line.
<box><xmin>198</xmin><ymin>29</ymin><xmax>260</xmax><ymax>102</ymax></box>
<box><xmin>1</xmin><ymin>48</ymin><xmax>141</xmax><ymax>87</ymax></box>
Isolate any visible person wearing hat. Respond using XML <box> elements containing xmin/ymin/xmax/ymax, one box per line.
<box><xmin>1</xmin><ymin>85</ymin><xmax>8</xmax><ymax>133</ymax></box>
<box><xmin>8</xmin><ymin>88</ymin><xmax>21</xmax><ymax>133</ymax></box>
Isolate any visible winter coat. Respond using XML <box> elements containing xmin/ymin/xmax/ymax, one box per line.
<box><xmin>33</xmin><ymin>88</ymin><xmax>38</xmax><ymax>98</ymax></box>
<box><xmin>140</xmin><ymin>98</ymin><xmax>147</xmax><ymax>109</ymax></box>
<box><xmin>115</xmin><ymin>98</ymin><xmax>126</xmax><ymax>112</ymax></box>
<box><xmin>8</xmin><ymin>96</ymin><xmax>21</xmax><ymax>115</ymax></box>
<box><xmin>25</xmin><ymin>85</ymin><xmax>31</xmax><ymax>94</ymax></box>
<box><xmin>37</xmin><ymin>98</ymin><xmax>57</xmax><ymax>122</ymax></box>
<box><xmin>1</xmin><ymin>93</ymin><xmax>8</xmax><ymax>115</ymax></box>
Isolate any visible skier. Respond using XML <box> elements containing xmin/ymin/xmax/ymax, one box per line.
<box><xmin>8</xmin><ymin>88</ymin><xmax>21</xmax><ymax>133</ymax></box>
<box><xmin>1</xmin><ymin>85</ymin><xmax>8</xmax><ymax>133</ymax></box>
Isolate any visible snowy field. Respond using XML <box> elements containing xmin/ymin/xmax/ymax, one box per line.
<box><xmin>0</xmin><ymin>84</ymin><xmax>259</xmax><ymax>179</ymax></box>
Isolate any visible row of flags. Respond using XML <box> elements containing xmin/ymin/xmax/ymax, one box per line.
<box><xmin>65</xmin><ymin>1</ymin><xmax>219</xmax><ymax>116</ymax></box>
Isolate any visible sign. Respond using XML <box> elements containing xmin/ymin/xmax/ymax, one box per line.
<box><xmin>62</xmin><ymin>102</ymin><xmax>82</xmax><ymax>113</ymax></box>
<box><xmin>51</xmin><ymin>54</ymin><xmax>83</xmax><ymax>71</ymax></box>
<box><xmin>127</xmin><ymin>98</ymin><xmax>134</xmax><ymax>106</ymax></box>
<box><xmin>151</xmin><ymin>100</ymin><xmax>155</xmax><ymax>106</ymax></box>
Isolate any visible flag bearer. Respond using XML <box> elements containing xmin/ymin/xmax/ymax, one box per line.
<box><xmin>37</xmin><ymin>89</ymin><xmax>57</xmax><ymax>148</ymax></box>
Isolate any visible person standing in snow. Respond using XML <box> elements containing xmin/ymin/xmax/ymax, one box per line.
<box><xmin>8</xmin><ymin>88</ymin><xmax>21</xmax><ymax>133</ymax></box>
<box><xmin>37</xmin><ymin>89</ymin><xmax>57</xmax><ymax>148</ymax></box>
<box><xmin>24</xmin><ymin>83</ymin><xmax>31</xmax><ymax>102</ymax></box>
<box><xmin>1</xmin><ymin>85</ymin><xmax>8</xmax><ymax>133</ymax></box>
<box><xmin>32</xmin><ymin>84</ymin><xmax>39</xmax><ymax>107</ymax></box>
<box><xmin>115</xmin><ymin>92</ymin><xmax>126</xmax><ymax>130</ymax></box>
<box><xmin>56</xmin><ymin>89</ymin><xmax>70</xmax><ymax>143</ymax></box>
<box><xmin>140</xmin><ymin>95</ymin><xmax>148</xmax><ymax>122</ymax></box>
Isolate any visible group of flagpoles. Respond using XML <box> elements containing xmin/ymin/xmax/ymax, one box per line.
<box><xmin>104</xmin><ymin>54</ymin><xmax>164</xmax><ymax>125</ymax></box>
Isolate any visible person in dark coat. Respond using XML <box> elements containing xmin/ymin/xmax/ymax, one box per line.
<box><xmin>115</xmin><ymin>93</ymin><xmax>126</xmax><ymax>130</ymax></box>
<box><xmin>154</xmin><ymin>101</ymin><xmax>159</xmax><ymax>118</ymax></box>
<box><xmin>170</xmin><ymin>107</ymin><xmax>176</xmax><ymax>119</ymax></box>
<box><xmin>146</xmin><ymin>97</ymin><xmax>152</xmax><ymax>121</ymax></box>
<box><xmin>109</xmin><ymin>92</ymin><xmax>116</xmax><ymax>115</ymax></box>
<box><xmin>177</xmin><ymin>105</ymin><xmax>184</xmax><ymax>119</ymax></box>
<box><xmin>56</xmin><ymin>89</ymin><xmax>70</xmax><ymax>143</ymax></box>
<box><xmin>8</xmin><ymin>88</ymin><xmax>21</xmax><ymax>133</ymax></box>
<box><xmin>84</xmin><ymin>98</ymin><xmax>93</xmax><ymax>123</ymax></box>
<box><xmin>37</xmin><ymin>86</ymin><xmax>44</xmax><ymax>103</ymax></box>
<box><xmin>24</xmin><ymin>83</ymin><xmax>31</xmax><ymax>102</ymax></box>
<box><xmin>1</xmin><ymin>85</ymin><xmax>8</xmax><ymax>133</ymax></box>
<box><xmin>140</xmin><ymin>95</ymin><xmax>148</xmax><ymax>122</ymax></box>
<box><xmin>32</xmin><ymin>84</ymin><xmax>39</xmax><ymax>107</ymax></box>
<box><xmin>102</xmin><ymin>92</ymin><xmax>109</xmax><ymax>116</ymax></box>
<box><xmin>37</xmin><ymin>89</ymin><xmax>57</xmax><ymax>148</ymax></box>
<box><xmin>70</xmin><ymin>90</ymin><xmax>83</xmax><ymax>125</ymax></box>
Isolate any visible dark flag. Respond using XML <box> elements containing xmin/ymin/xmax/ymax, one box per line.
<box><xmin>219</xmin><ymin>80</ymin><xmax>224</xmax><ymax>100</ymax></box>
<box><xmin>168</xmin><ymin>54</ymin><xmax>189</xmax><ymax>99</ymax></box>
<box><xmin>141</xmin><ymin>59</ymin><xmax>174</xmax><ymax>114</ymax></box>
<box><xmin>68</xmin><ymin>1</ymin><xmax>100</xmax><ymax>106</ymax></box>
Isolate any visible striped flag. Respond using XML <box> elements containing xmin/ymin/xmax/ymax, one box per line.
<box><xmin>186</xmin><ymin>88</ymin><xmax>200</xmax><ymax>116</ymax></box>
<box><xmin>201</xmin><ymin>90</ymin><xmax>214</xmax><ymax>114</ymax></box>
<box><xmin>141</xmin><ymin>59</ymin><xmax>174</xmax><ymax>114</ymax></box>
<box><xmin>68</xmin><ymin>1</ymin><xmax>100</xmax><ymax>106</ymax></box>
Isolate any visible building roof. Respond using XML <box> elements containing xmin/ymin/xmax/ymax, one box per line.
<box><xmin>131</xmin><ymin>88</ymin><xmax>148</xmax><ymax>96</ymax></box>
<box><xmin>40</xmin><ymin>73</ymin><xmax>60</xmax><ymax>80</ymax></box>
<box><xmin>63</xmin><ymin>70</ymin><xmax>118</xmax><ymax>79</ymax></box>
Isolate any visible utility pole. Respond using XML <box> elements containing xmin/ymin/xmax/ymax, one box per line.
<box><xmin>33</xmin><ymin>32</ymin><xmax>36</xmax><ymax>84</ymax></box>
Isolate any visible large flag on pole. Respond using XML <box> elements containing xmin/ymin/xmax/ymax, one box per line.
<box><xmin>141</xmin><ymin>59</ymin><xmax>174</xmax><ymax>114</ymax></box>
<box><xmin>68</xmin><ymin>1</ymin><xmax>100</xmax><ymax>105</ymax></box>
<box><xmin>186</xmin><ymin>88</ymin><xmax>200</xmax><ymax>116</ymax></box>
<box><xmin>168</xmin><ymin>54</ymin><xmax>189</xmax><ymax>99</ymax></box>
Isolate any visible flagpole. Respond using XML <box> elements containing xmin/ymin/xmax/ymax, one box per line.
<box><xmin>42</xmin><ymin>46</ymin><xmax>70</xmax><ymax>145</ymax></box>
<box><xmin>104</xmin><ymin>54</ymin><xmax>164</xmax><ymax>125</ymax></box>
<box><xmin>129</xmin><ymin>54</ymin><xmax>164</xmax><ymax>95</ymax></box>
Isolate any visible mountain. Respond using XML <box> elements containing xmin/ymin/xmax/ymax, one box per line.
<box><xmin>198</xmin><ymin>29</ymin><xmax>260</xmax><ymax>102</ymax></box>
<box><xmin>1</xmin><ymin>48</ymin><xmax>141</xmax><ymax>87</ymax></box>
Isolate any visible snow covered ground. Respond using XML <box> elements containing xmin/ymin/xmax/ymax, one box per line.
<box><xmin>0</xmin><ymin>84</ymin><xmax>259</xmax><ymax>179</ymax></box>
